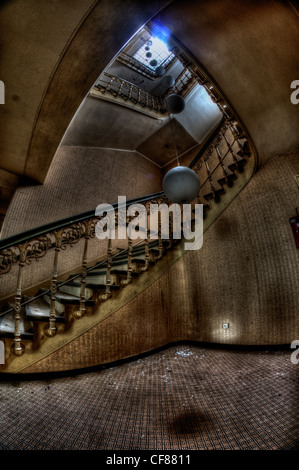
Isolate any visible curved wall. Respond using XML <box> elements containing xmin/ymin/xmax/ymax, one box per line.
<box><xmin>22</xmin><ymin>152</ymin><xmax>299</xmax><ymax>373</ymax></box>
<box><xmin>157</xmin><ymin>0</ymin><xmax>299</xmax><ymax>163</ymax></box>
<box><xmin>1</xmin><ymin>146</ymin><xmax>162</xmax><ymax>238</ymax></box>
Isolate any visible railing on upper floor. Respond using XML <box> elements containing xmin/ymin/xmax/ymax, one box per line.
<box><xmin>116</xmin><ymin>51</ymin><xmax>176</xmax><ymax>80</ymax></box>
<box><xmin>91</xmin><ymin>72</ymin><xmax>167</xmax><ymax>117</ymax></box>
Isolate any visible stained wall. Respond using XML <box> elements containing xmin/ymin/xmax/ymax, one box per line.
<box><xmin>22</xmin><ymin>152</ymin><xmax>299</xmax><ymax>373</ymax></box>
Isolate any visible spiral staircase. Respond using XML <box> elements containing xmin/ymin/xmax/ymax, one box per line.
<box><xmin>0</xmin><ymin>22</ymin><xmax>257</xmax><ymax>374</ymax></box>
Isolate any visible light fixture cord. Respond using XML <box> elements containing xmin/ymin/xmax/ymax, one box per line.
<box><xmin>169</xmin><ymin>114</ymin><xmax>180</xmax><ymax>166</ymax></box>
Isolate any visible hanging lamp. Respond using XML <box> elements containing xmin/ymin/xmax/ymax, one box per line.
<box><xmin>162</xmin><ymin>94</ymin><xmax>201</xmax><ymax>203</ymax></box>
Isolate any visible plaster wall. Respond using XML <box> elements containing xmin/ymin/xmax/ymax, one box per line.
<box><xmin>0</xmin><ymin>146</ymin><xmax>163</xmax><ymax>299</ymax></box>
<box><xmin>22</xmin><ymin>152</ymin><xmax>299</xmax><ymax>373</ymax></box>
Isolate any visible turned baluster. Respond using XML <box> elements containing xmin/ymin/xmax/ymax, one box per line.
<box><xmin>168</xmin><ymin>208</ymin><xmax>175</xmax><ymax>249</ymax></box>
<box><xmin>101</xmin><ymin>215</ymin><xmax>114</xmax><ymax>300</ymax></box>
<box><xmin>106</xmin><ymin>76</ymin><xmax>115</xmax><ymax>95</ymax></box>
<box><xmin>156</xmin><ymin>210</ymin><xmax>164</xmax><ymax>260</ymax></box>
<box><xmin>117</xmin><ymin>80</ymin><xmax>124</xmax><ymax>98</ymax></box>
<box><xmin>12</xmin><ymin>245</ymin><xmax>27</xmax><ymax>356</ymax></box>
<box><xmin>45</xmin><ymin>232</ymin><xmax>62</xmax><ymax>337</ymax></box>
<box><xmin>222</xmin><ymin>131</ymin><xmax>239</xmax><ymax>165</ymax></box>
<box><xmin>127</xmin><ymin>84</ymin><xmax>133</xmax><ymax>101</ymax></box>
<box><xmin>121</xmin><ymin>219</ymin><xmax>133</xmax><ymax>286</ymax></box>
<box><xmin>75</xmin><ymin>221</ymin><xmax>92</xmax><ymax>318</ymax></box>
<box><xmin>141</xmin><ymin>205</ymin><xmax>150</xmax><ymax>272</ymax></box>
<box><xmin>227</xmin><ymin>122</ymin><xmax>250</xmax><ymax>155</ymax></box>
<box><xmin>156</xmin><ymin>97</ymin><xmax>161</xmax><ymax>113</ymax></box>
<box><xmin>215</xmin><ymin>145</ymin><xmax>229</xmax><ymax>181</ymax></box>
<box><xmin>204</xmin><ymin>155</ymin><xmax>216</xmax><ymax>195</ymax></box>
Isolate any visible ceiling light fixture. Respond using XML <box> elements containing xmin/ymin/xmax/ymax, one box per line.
<box><xmin>162</xmin><ymin>93</ymin><xmax>201</xmax><ymax>204</ymax></box>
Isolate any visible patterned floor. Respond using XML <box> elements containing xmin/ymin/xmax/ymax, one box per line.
<box><xmin>0</xmin><ymin>343</ymin><xmax>298</xmax><ymax>451</ymax></box>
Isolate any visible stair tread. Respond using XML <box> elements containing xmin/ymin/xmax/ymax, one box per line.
<box><xmin>25</xmin><ymin>298</ymin><xmax>66</xmax><ymax>323</ymax></box>
<box><xmin>55</xmin><ymin>291</ymin><xmax>94</xmax><ymax>306</ymax></box>
<box><xmin>69</xmin><ymin>280</ymin><xmax>121</xmax><ymax>290</ymax></box>
<box><xmin>58</xmin><ymin>285</ymin><xmax>93</xmax><ymax>299</ymax></box>
<box><xmin>85</xmin><ymin>282</ymin><xmax>121</xmax><ymax>290</ymax></box>
<box><xmin>228</xmin><ymin>158</ymin><xmax>246</xmax><ymax>171</ymax></box>
<box><xmin>86</xmin><ymin>269</ymin><xmax>140</xmax><ymax>278</ymax></box>
<box><xmin>203</xmin><ymin>187</ymin><xmax>225</xmax><ymax>201</ymax></box>
<box><xmin>84</xmin><ymin>275</ymin><xmax>117</xmax><ymax>284</ymax></box>
<box><xmin>218</xmin><ymin>173</ymin><xmax>237</xmax><ymax>184</ymax></box>
<box><xmin>110</xmin><ymin>269</ymin><xmax>140</xmax><ymax>277</ymax></box>
<box><xmin>40</xmin><ymin>289</ymin><xmax>94</xmax><ymax>306</ymax></box>
<box><xmin>0</xmin><ymin>312</ymin><xmax>34</xmax><ymax>339</ymax></box>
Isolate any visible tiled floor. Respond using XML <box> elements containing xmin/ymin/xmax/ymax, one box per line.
<box><xmin>0</xmin><ymin>343</ymin><xmax>298</xmax><ymax>450</ymax></box>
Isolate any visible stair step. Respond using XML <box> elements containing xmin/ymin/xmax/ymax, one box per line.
<box><xmin>92</xmin><ymin>258</ymin><xmax>147</xmax><ymax>270</ymax></box>
<box><xmin>203</xmin><ymin>187</ymin><xmax>225</xmax><ymax>202</ymax></box>
<box><xmin>58</xmin><ymin>285</ymin><xmax>93</xmax><ymax>299</ymax></box>
<box><xmin>84</xmin><ymin>275</ymin><xmax>120</xmax><ymax>287</ymax></box>
<box><xmin>149</xmin><ymin>247</ymin><xmax>163</xmax><ymax>253</ymax></box>
<box><xmin>132</xmin><ymin>256</ymin><xmax>155</xmax><ymax>265</ymax></box>
<box><xmin>0</xmin><ymin>311</ymin><xmax>34</xmax><ymax>340</ymax></box>
<box><xmin>25</xmin><ymin>298</ymin><xmax>67</xmax><ymax>323</ymax></box>
<box><xmin>113</xmin><ymin>252</ymin><xmax>146</xmax><ymax>262</ymax></box>
<box><xmin>46</xmin><ymin>290</ymin><xmax>95</xmax><ymax>306</ymax></box>
<box><xmin>110</xmin><ymin>268</ymin><xmax>140</xmax><ymax>277</ymax></box>
<box><xmin>237</xmin><ymin>141</ymin><xmax>250</xmax><ymax>156</ymax></box>
<box><xmin>228</xmin><ymin>158</ymin><xmax>246</xmax><ymax>172</ymax></box>
<box><xmin>85</xmin><ymin>281</ymin><xmax>121</xmax><ymax>290</ymax></box>
<box><xmin>40</xmin><ymin>289</ymin><xmax>95</xmax><ymax>314</ymax></box>
<box><xmin>218</xmin><ymin>173</ymin><xmax>237</xmax><ymax>186</ymax></box>
<box><xmin>114</xmin><ymin>247</ymin><xmax>146</xmax><ymax>260</ymax></box>
<box><xmin>69</xmin><ymin>272</ymin><xmax>107</xmax><ymax>282</ymax></box>
<box><xmin>68</xmin><ymin>279</ymin><xmax>121</xmax><ymax>291</ymax></box>
<box><xmin>86</xmin><ymin>268</ymin><xmax>140</xmax><ymax>278</ymax></box>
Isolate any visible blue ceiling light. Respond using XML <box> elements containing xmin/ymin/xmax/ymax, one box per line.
<box><xmin>133</xmin><ymin>34</ymin><xmax>174</xmax><ymax>71</ymax></box>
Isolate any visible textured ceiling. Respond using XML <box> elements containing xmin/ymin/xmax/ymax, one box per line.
<box><xmin>0</xmin><ymin>0</ymin><xmax>298</xmax><ymax>184</ymax></box>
